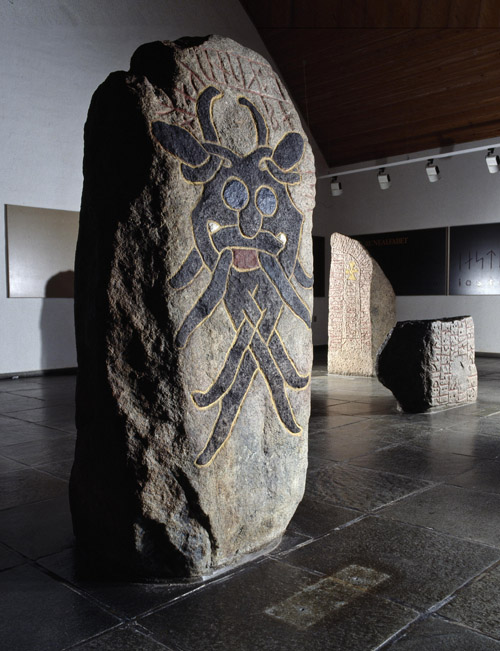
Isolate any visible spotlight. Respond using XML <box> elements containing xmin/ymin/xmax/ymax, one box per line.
<box><xmin>486</xmin><ymin>149</ymin><xmax>500</xmax><ymax>173</ymax></box>
<box><xmin>377</xmin><ymin>168</ymin><xmax>391</xmax><ymax>190</ymax></box>
<box><xmin>426</xmin><ymin>159</ymin><xmax>440</xmax><ymax>182</ymax></box>
<box><xmin>330</xmin><ymin>176</ymin><xmax>343</xmax><ymax>196</ymax></box>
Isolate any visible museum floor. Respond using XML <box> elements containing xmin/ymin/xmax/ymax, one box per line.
<box><xmin>2</xmin><ymin>350</ymin><xmax>500</xmax><ymax>649</ymax></box>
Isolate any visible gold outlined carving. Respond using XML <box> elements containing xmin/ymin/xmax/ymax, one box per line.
<box><xmin>152</xmin><ymin>85</ymin><xmax>312</xmax><ymax>467</ymax></box>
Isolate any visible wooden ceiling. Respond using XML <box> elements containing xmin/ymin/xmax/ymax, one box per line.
<box><xmin>240</xmin><ymin>1</ymin><xmax>500</xmax><ymax>167</ymax></box>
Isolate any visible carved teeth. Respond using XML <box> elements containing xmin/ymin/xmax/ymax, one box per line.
<box><xmin>277</xmin><ymin>232</ymin><xmax>287</xmax><ymax>245</ymax></box>
<box><xmin>208</xmin><ymin>221</ymin><xmax>221</xmax><ymax>233</ymax></box>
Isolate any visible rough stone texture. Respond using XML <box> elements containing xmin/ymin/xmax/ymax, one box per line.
<box><xmin>376</xmin><ymin>316</ymin><xmax>478</xmax><ymax>412</ymax></box>
<box><xmin>70</xmin><ymin>36</ymin><xmax>315</xmax><ymax>579</ymax></box>
<box><xmin>328</xmin><ymin>233</ymin><xmax>396</xmax><ymax>376</ymax></box>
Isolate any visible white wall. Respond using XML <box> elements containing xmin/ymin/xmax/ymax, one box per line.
<box><xmin>0</xmin><ymin>0</ymin><xmax>295</xmax><ymax>374</ymax></box>
<box><xmin>316</xmin><ymin>139</ymin><xmax>500</xmax><ymax>353</ymax></box>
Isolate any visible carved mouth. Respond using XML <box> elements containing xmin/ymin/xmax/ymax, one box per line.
<box><xmin>232</xmin><ymin>248</ymin><xmax>259</xmax><ymax>270</ymax></box>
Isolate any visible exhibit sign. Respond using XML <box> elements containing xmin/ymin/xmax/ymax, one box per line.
<box><xmin>449</xmin><ymin>223</ymin><xmax>500</xmax><ymax>295</ymax></box>
<box><xmin>354</xmin><ymin>228</ymin><xmax>447</xmax><ymax>296</ymax></box>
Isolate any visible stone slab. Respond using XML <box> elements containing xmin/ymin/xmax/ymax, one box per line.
<box><xmin>376</xmin><ymin>316</ymin><xmax>478</xmax><ymax>412</ymax></box>
<box><xmin>70</xmin><ymin>35</ymin><xmax>315</xmax><ymax>579</ymax></box>
<box><xmin>328</xmin><ymin>233</ymin><xmax>396</xmax><ymax>376</ymax></box>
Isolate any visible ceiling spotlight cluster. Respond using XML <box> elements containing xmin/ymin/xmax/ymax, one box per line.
<box><xmin>325</xmin><ymin>143</ymin><xmax>500</xmax><ymax>196</ymax></box>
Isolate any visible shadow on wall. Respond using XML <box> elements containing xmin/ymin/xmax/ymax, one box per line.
<box><xmin>39</xmin><ymin>271</ymin><xmax>77</xmax><ymax>371</ymax></box>
<box><xmin>45</xmin><ymin>270</ymin><xmax>75</xmax><ymax>298</ymax></box>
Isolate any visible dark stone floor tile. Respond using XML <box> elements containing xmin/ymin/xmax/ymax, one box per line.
<box><xmin>307</xmin><ymin>422</ymin><xmax>417</xmax><ymax>463</ymax></box>
<box><xmin>287</xmin><ymin>496</ymin><xmax>359</xmax><ymax>538</ymax></box>
<box><xmin>0</xmin><ymin>393</ymin><xmax>44</xmax><ymax>413</ymax></box>
<box><xmin>72</xmin><ymin>625</ymin><xmax>171</xmax><ymax>650</ymax></box>
<box><xmin>0</xmin><ymin>415</ymin><xmax>65</xmax><ymax>446</ymax></box>
<box><xmin>306</xmin><ymin>463</ymin><xmax>431</xmax><ymax>511</ymax></box>
<box><xmin>0</xmin><ymin>453</ymin><xmax>25</xmax><ymax>474</ymax></box>
<box><xmin>8</xmin><ymin>386</ymin><xmax>75</xmax><ymax>403</ymax></box>
<box><xmin>37</xmin><ymin>456</ymin><xmax>74</xmax><ymax>481</ymax></box>
<box><xmin>411</xmin><ymin>428</ymin><xmax>500</xmax><ymax>460</ymax></box>
<box><xmin>326</xmin><ymin>398</ymin><xmax>398</xmax><ymax>416</ymax></box>
<box><xmin>438</xmin><ymin>562</ymin><xmax>500</xmax><ymax>639</ymax></box>
<box><xmin>0</xmin><ymin>495</ymin><xmax>74</xmax><ymax>558</ymax></box>
<box><xmin>449</xmin><ymin>460</ymin><xmax>500</xmax><ymax>494</ymax></box>
<box><xmin>309</xmin><ymin>413</ymin><xmax>369</xmax><ymax>431</ymax></box>
<box><xmin>38</xmin><ymin>548</ymin><xmax>200</xmax><ymax>619</ymax></box>
<box><xmin>0</xmin><ymin>379</ymin><xmax>43</xmax><ymax>392</ymax></box>
<box><xmin>388</xmin><ymin>615</ymin><xmax>500</xmax><ymax>650</ymax></box>
<box><xmin>0</xmin><ymin>564</ymin><xmax>119</xmax><ymax>651</ymax></box>
<box><xmin>0</xmin><ymin>467</ymin><xmax>68</xmax><ymax>509</ymax></box>
<box><xmin>10</xmin><ymin>404</ymin><xmax>77</xmax><ymax>433</ymax></box>
<box><xmin>350</xmin><ymin>443</ymin><xmax>476</xmax><ymax>481</ymax></box>
<box><xmin>306</xmin><ymin>454</ymin><xmax>338</xmax><ymax>472</ymax></box>
<box><xmin>0</xmin><ymin>434</ymin><xmax>75</xmax><ymax>466</ymax></box>
<box><xmin>282</xmin><ymin>516</ymin><xmax>500</xmax><ymax>611</ymax></box>
<box><xmin>140</xmin><ymin>557</ymin><xmax>418</xmax><ymax>651</ymax></box>
<box><xmin>380</xmin><ymin>484</ymin><xmax>500</xmax><ymax>547</ymax></box>
<box><xmin>268</xmin><ymin>530</ymin><xmax>311</xmax><ymax>556</ymax></box>
<box><xmin>397</xmin><ymin>406</ymin><xmax>494</xmax><ymax>429</ymax></box>
<box><xmin>0</xmin><ymin>542</ymin><xmax>25</xmax><ymax>570</ymax></box>
<box><xmin>449</xmin><ymin>415</ymin><xmax>500</xmax><ymax>438</ymax></box>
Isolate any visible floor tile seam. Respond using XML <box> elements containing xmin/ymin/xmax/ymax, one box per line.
<box><xmin>0</xmin><ymin>412</ymin><xmax>76</xmax><ymax>434</ymax></box>
<box><xmin>61</xmin><ymin>622</ymin><xmax>130</xmax><ymax>651</ymax></box>
<box><xmin>303</xmin><ymin>489</ymin><xmax>376</xmax><ymax>513</ymax></box>
<box><xmin>0</xmin><ymin>446</ymin><xmax>75</xmax><ymax>465</ymax></box>
<box><xmin>345</xmin><ymin>451</ymin><xmax>485</xmax><ymax>482</ymax></box>
<box><xmin>370</xmin><ymin>482</ymin><xmax>442</xmax><ymax>514</ymax></box>
<box><xmin>444</xmin><ymin>477</ymin><xmax>500</xmax><ymax>497</ymax></box>
<box><xmin>427</xmin><ymin>480</ymin><xmax>500</xmax><ymax>503</ymax></box>
<box><xmin>308</xmin><ymin>416</ymin><xmax>373</xmax><ymax>429</ymax></box>
<box><xmin>30</xmin><ymin>462</ymin><xmax>74</xmax><ymax>481</ymax></box>
<box><xmin>433</xmin><ymin>556</ymin><xmax>500</xmax><ymax>605</ymax></box>
<box><xmin>276</xmin><ymin>514</ymin><xmax>370</xmax><ymax>556</ymax></box>
<box><xmin>430</xmin><ymin>613</ymin><xmax>500</xmax><ymax>644</ymax></box>
<box><xmin>0</xmin><ymin>486</ymin><xmax>70</xmax><ymax>515</ymax></box>
<box><xmin>126</xmin><ymin>565</ymin><xmax>258</xmax><ymax>622</ymax></box>
<box><xmin>30</xmin><ymin>557</ymin><xmax>132</xmax><ymax>623</ymax></box>
<box><xmin>336</xmin><ymin>459</ymin><xmax>439</xmax><ymax>487</ymax></box>
<box><xmin>0</xmin><ymin>463</ymin><xmax>70</xmax><ymax>481</ymax></box>
<box><xmin>340</xmin><ymin>441</ymin><xmax>405</xmax><ymax>462</ymax></box>
<box><xmin>373</xmin><ymin>611</ymin><xmax>424</xmax><ymax>650</ymax></box>
<box><xmin>268</xmin><ymin>534</ymin><xmax>316</xmax><ymax>558</ymax></box>
<box><xmin>373</xmin><ymin>509</ymin><xmax>500</xmax><ymax>553</ymax></box>
<box><xmin>411</xmin><ymin>433</ymin><xmax>500</xmax><ymax>453</ymax></box>
<box><xmin>307</xmin><ymin>441</ymin><xmax>402</xmax><ymax>465</ymax></box>
<box><xmin>273</xmin><ymin>514</ymin><xmax>371</xmax><ymax>561</ymax></box>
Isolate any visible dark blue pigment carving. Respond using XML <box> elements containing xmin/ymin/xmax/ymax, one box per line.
<box><xmin>223</xmin><ymin>179</ymin><xmax>249</xmax><ymax>210</ymax></box>
<box><xmin>152</xmin><ymin>86</ymin><xmax>312</xmax><ymax>467</ymax></box>
<box><xmin>256</xmin><ymin>187</ymin><xmax>276</xmax><ymax>216</ymax></box>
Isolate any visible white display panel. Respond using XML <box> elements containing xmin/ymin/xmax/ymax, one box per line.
<box><xmin>6</xmin><ymin>205</ymin><xmax>79</xmax><ymax>298</ymax></box>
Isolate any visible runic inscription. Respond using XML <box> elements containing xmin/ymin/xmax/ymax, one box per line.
<box><xmin>428</xmin><ymin>317</ymin><xmax>477</xmax><ymax>406</ymax></box>
<box><xmin>328</xmin><ymin>233</ymin><xmax>395</xmax><ymax>377</ymax></box>
<box><xmin>152</xmin><ymin>86</ymin><xmax>313</xmax><ymax>467</ymax></box>
<box><xmin>71</xmin><ymin>35</ymin><xmax>315</xmax><ymax>580</ymax></box>
<box><xmin>376</xmin><ymin>316</ymin><xmax>478</xmax><ymax>412</ymax></box>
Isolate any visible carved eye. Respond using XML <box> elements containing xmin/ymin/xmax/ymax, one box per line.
<box><xmin>256</xmin><ymin>186</ymin><xmax>277</xmax><ymax>216</ymax></box>
<box><xmin>223</xmin><ymin>179</ymin><xmax>249</xmax><ymax>210</ymax></box>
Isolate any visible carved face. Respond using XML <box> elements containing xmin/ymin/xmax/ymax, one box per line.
<box><xmin>152</xmin><ymin>87</ymin><xmax>305</xmax><ymax>278</ymax></box>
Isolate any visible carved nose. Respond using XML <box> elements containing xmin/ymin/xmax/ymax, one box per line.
<box><xmin>239</xmin><ymin>203</ymin><xmax>261</xmax><ymax>238</ymax></box>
